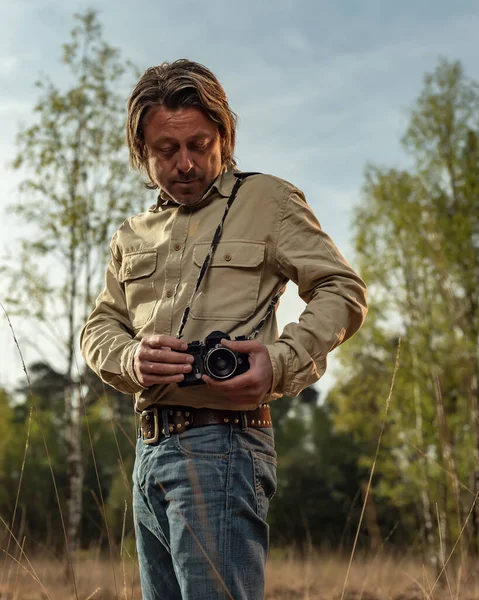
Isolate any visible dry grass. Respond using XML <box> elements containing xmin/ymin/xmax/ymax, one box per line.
<box><xmin>0</xmin><ymin>552</ymin><xmax>478</xmax><ymax>600</ymax></box>
<box><xmin>266</xmin><ymin>552</ymin><xmax>479</xmax><ymax>599</ymax></box>
<box><xmin>2</xmin><ymin>291</ymin><xmax>477</xmax><ymax>600</ymax></box>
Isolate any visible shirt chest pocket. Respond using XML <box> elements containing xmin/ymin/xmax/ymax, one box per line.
<box><xmin>119</xmin><ymin>250</ymin><xmax>158</xmax><ymax>330</ymax></box>
<box><xmin>190</xmin><ymin>240</ymin><xmax>265</xmax><ymax>321</ymax></box>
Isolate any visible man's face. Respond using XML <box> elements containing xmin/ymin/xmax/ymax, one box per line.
<box><xmin>143</xmin><ymin>106</ymin><xmax>223</xmax><ymax>205</ymax></box>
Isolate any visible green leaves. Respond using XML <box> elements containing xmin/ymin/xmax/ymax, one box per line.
<box><xmin>6</xmin><ymin>10</ymin><xmax>148</xmax><ymax>378</ymax></box>
<box><xmin>2</xmin><ymin>11</ymin><xmax>150</xmax><ymax>554</ymax></box>
<box><xmin>330</xmin><ymin>58</ymin><xmax>479</xmax><ymax>553</ymax></box>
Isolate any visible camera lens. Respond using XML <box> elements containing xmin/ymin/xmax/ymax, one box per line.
<box><xmin>205</xmin><ymin>347</ymin><xmax>237</xmax><ymax>380</ymax></box>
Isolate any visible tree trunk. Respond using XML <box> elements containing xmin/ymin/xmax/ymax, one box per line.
<box><xmin>65</xmin><ymin>384</ymin><xmax>83</xmax><ymax>557</ymax></box>
<box><xmin>433</xmin><ymin>371</ymin><xmax>466</xmax><ymax>560</ymax></box>
<box><xmin>411</xmin><ymin>351</ymin><xmax>436</xmax><ymax>565</ymax></box>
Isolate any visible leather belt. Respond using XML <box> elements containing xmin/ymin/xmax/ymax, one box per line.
<box><xmin>139</xmin><ymin>404</ymin><xmax>272</xmax><ymax>445</ymax></box>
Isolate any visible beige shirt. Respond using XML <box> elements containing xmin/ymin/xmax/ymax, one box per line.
<box><xmin>80</xmin><ymin>168</ymin><xmax>368</xmax><ymax>412</ymax></box>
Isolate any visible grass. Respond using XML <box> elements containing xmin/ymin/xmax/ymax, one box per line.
<box><xmin>1</xmin><ymin>306</ymin><xmax>477</xmax><ymax>600</ymax></box>
<box><xmin>0</xmin><ymin>552</ymin><xmax>478</xmax><ymax>599</ymax></box>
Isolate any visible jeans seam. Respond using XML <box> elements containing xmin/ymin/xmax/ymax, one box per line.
<box><xmin>251</xmin><ymin>450</ymin><xmax>260</xmax><ymax>516</ymax></box>
<box><xmin>225</xmin><ymin>427</ymin><xmax>233</xmax><ymax>510</ymax></box>
<box><xmin>222</xmin><ymin>428</ymin><xmax>233</xmax><ymax>598</ymax></box>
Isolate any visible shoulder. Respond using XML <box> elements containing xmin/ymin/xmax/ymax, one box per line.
<box><xmin>241</xmin><ymin>172</ymin><xmax>302</xmax><ymax>196</ymax></box>
<box><xmin>239</xmin><ymin>172</ymin><xmax>305</xmax><ymax>212</ymax></box>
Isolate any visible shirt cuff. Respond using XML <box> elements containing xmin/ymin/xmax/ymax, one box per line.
<box><xmin>265</xmin><ymin>342</ymin><xmax>292</xmax><ymax>398</ymax></box>
<box><xmin>120</xmin><ymin>341</ymin><xmax>148</xmax><ymax>393</ymax></box>
<box><xmin>266</xmin><ymin>341</ymin><xmax>324</xmax><ymax>399</ymax></box>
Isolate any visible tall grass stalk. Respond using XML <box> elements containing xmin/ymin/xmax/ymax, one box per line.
<box><xmin>73</xmin><ymin>350</ymin><xmax>120</xmax><ymax>599</ymax></box>
<box><xmin>120</xmin><ymin>501</ymin><xmax>128</xmax><ymax>600</ymax></box>
<box><xmin>12</xmin><ymin>535</ymin><xmax>26</xmax><ymax>600</ymax></box>
<box><xmin>0</xmin><ymin>406</ymin><xmax>32</xmax><ymax>591</ymax></box>
<box><xmin>426</xmin><ymin>492</ymin><xmax>479</xmax><ymax>600</ymax></box>
<box><xmin>0</xmin><ymin>515</ymin><xmax>45</xmax><ymax>591</ymax></box>
<box><xmin>435</xmin><ymin>502</ymin><xmax>454</xmax><ymax>598</ymax></box>
<box><xmin>0</xmin><ymin>301</ymin><xmax>79</xmax><ymax>600</ymax></box>
<box><xmin>340</xmin><ymin>338</ymin><xmax>401</xmax><ymax>600</ymax></box>
<box><xmin>154</xmin><ymin>478</ymin><xmax>235</xmax><ymax>600</ymax></box>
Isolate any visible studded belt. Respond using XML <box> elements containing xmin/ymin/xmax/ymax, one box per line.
<box><xmin>139</xmin><ymin>404</ymin><xmax>272</xmax><ymax>445</ymax></box>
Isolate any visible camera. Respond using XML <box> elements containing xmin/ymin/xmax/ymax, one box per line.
<box><xmin>177</xmin><ymin>330</ymin><xmax>249</xmax><ymax>387</ymax></box>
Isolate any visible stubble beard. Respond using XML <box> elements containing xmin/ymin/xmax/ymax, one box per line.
<box><xmin>166</xmin><ymin>174</ymin><xmax>213</xmax><ymax>206</ymax></box>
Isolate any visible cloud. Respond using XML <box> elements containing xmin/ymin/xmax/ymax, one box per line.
<box><xmin>0</xmin><ymin>0</ymin><xmax>478</xmax><ymax>388</ymax></box>
<box><xmin>0</xmin><ymin>56</ymin><xmax>19</xmax><ymax>76</ymax></box>
<box><xmin>0</xmin><ymin>99</ymin><xmax>33</xmax><ymax>115</ymax></box>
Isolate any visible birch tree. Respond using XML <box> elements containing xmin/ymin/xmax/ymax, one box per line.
<box><xmin>6</xmin><ymin>10</ymin><xmax>146</xmax><ymax>555</ymax></box>
<box><xmin>331</xmin><ymin>59</ymin><xmax>479</xmax><ymax>559</ymax></box>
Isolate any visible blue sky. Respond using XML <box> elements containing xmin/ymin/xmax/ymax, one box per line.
<box><xmin>1</xmin><ymin>0</ymin><xmax>478</xmax><ymax>391</ymax></box>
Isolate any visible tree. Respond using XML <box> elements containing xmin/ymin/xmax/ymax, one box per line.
<box><xmin>5</xmin><ymin>10</ymin><xmax>147</xmax><ymax>555</ymax></box>
<box><xmin>330</xmin><ymin>59</ymin><xmax>479</xmax><ymax>560</ymax></box>
<box><xmin>268</xmin><ymin>388</ymin><xmax>367</xmax><ymax>550</ymax></box>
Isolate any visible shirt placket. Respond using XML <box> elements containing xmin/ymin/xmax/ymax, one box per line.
<box><xmin>154</xmin><ymin>206</ymin><xmax>191</xmax><ymax>335</ymax></box>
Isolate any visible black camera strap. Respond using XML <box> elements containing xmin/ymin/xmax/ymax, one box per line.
<box><xmin>246</xmin><ymin>278</ymin><xmax>288</xmax><ymax>340</ymax></box>
<box><xmin>176</xmin><ymin>171</ymin><xmax>288</xmax><ymax>340</ymax></box>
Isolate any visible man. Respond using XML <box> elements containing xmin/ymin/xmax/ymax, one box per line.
<box><xmin>80</xmin><ymin>59</ymin><xmax>367</xmax><ymax>600</ymax></box>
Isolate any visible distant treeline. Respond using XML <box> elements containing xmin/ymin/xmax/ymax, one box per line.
<box><xmin>0</xmin><ymin>9</ymin><xmax>478</xmax><ymax>565</ymax></box>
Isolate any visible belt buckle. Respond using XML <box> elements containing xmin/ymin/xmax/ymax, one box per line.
<box><xmin>141</xmin><ymin>408</ymin><xmax>159</xmax><ymax>445</ymax></box>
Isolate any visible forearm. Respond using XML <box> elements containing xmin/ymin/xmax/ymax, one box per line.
<box><xmin>267</xmin><ymin>190</ymin><xmax>368</xmax><ymax>397</ymax></box>
<box><xmin>80</xmin><ymin>308</ymin><xmax>146</xmax><ymax>395</ymax></box>
<box><xmin>80</xmin><ymin>239</ymin><xmax>146</xmax><ymax>395</ymax></box>
<box><xmin>267</xmin><ymin>279</ymin><xmax>367</xmax><ymax>397</ymax></box>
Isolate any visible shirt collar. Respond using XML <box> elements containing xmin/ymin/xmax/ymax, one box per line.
<box><xmin>150</xmin><ymin>167</ymin><xmax>237</xmax><ymax>212</ymax></box>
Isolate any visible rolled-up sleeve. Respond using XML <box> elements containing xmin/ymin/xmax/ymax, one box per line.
<box><xmin>80</xmin><ymin>234</ymin><xmax>147</xmax><ymax>395</ymax></box>
<box><xmin>266</xmin><ymin>191</ymin><xmax>368</xmax><ymax>397</ymax></box>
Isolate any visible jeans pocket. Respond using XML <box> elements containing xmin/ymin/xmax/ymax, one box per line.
<box><xmin>174</xmin><ymin>425</ymin><xmax>231</xmax><ymax>459</ymax></box>
<box><xmin>252</xmin><ymin>450</ymin><xmax>277</xmax><ymax>521</ymax></box>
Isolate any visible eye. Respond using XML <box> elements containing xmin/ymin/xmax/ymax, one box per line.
<box><xmin>190</xmin><ymin>140</ymin><xmax>209</xmax><ymax>152</ymax></box>
<box><xmin>159</xmin><ymin>147</ymin><xmax>175</xmax><ymax>155</ymax></box>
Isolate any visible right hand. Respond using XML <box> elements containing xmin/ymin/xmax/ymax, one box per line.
<box><xmin>133</xmin><ymin>335</ymin><xmax>194</xmax><ymax>387</ymax></box>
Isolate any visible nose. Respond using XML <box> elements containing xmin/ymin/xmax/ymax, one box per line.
<box><xmin>176</xmin><ymin>148</ymin><xmax>194</xmax><ymax>174</ymax></box>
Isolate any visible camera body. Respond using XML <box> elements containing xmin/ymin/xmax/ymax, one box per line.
<box><xmin>177</xmin><ymin>330</ymin><xmax>249</xmax><ymax>387</ymax></box>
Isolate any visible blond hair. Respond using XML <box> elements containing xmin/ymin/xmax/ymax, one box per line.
<box><xmin>126</xmin><ymin>59</ymin><xmax>237</xmax><ymax>188</ymax></box>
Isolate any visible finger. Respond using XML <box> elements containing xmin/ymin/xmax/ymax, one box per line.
<box><xmin>202</xmin><ymin>372</ymin><xmax>257</xmax><ymax>392</ymax></box>
<box><xmin>136</xmin><ymin>347</ymin><xmax>194</xmax><ymax>364</ymax></box>
<box><xmin>139</xmin><ymin>347</ymin><xmax>194</xmax><ymax>364</ymax></box>
<box><xmin>221</xmin><ymin>338</ymin><xmax>261</xmax><ymax>353</ymax></box>
<box><xmin>140</xmin><ymin>361</ymin><xmax>192</xmax><ymax>377</ymax></box>
<box><xmin>146</xmin><ymin>335</ymin><xmax>188</xmax><ymax>351</ymax></box>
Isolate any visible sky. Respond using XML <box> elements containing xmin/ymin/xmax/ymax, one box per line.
<box><xmin>1</xmin><ymin>0</ymin><xmax>478</xmax><ymax>394</ymax></box>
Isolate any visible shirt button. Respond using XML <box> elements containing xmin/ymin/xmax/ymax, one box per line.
<box><xmin>174</xmin><ymin>243</ymin><xmax>181</xmax><ymax>251</ymax></box>
<box><xmin>166</xmin><ymin>289</ymin><xmax>173</xmax><ymax>298</ymax></box>
<box><xmin>224</xmin><ymin>253</ymin><xmax>232</xmax><ymax>261</ymax></box>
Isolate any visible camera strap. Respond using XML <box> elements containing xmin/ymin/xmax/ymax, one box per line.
<box><xmin>176</xmin><ymin>171</ymin><xmax>288</xmax><ymax>340</ymax></box>
<box><xmin>246</xmin><ymin>277</ymin><xmax>288</xmax><ymax>340</ymax></box>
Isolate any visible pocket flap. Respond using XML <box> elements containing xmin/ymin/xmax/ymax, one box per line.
<box><xmin>119</xmin><ymin>251</ymin><xmax>157</xmax><ymax>282</ymax></box>
<box><xmin>193</xmin><ymin>241</ymin><xmax>265</xmax><ymax>268</ymax></box>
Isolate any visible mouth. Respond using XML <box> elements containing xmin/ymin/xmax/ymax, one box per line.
<box><xmin>174</xmin><ymin>179</ymin><xmax>198</xmax><ymax>185</ymax></box>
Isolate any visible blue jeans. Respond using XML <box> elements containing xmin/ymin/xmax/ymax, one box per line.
<box><xmin>132</xmin><ymin>419</ymin><xmax>277</xmax><ymax>600</ymax></box>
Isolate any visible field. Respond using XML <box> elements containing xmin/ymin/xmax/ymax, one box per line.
<box><xmin>0</xmin><ymin>552</ymin><xmax>478</xmax><ymax>600</ymax></box>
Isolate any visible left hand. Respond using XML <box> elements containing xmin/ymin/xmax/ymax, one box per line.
<box><xmin>202</xmin><ymin>338</ymin><xmax>273</xmax><ymax>406</ymax></box>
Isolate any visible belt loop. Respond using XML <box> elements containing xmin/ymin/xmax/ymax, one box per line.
<box><xmin>162</xmin><ymin>408</ymin><xmax>171</xmax><ymax>438</ymax></box>
<box><xmin>240</xmin><ymin>411</ymin><xmax>247</xmax><ymax>431</ymax></box>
